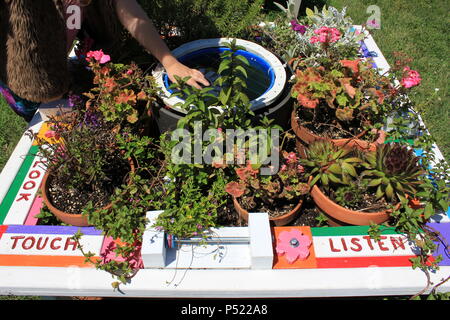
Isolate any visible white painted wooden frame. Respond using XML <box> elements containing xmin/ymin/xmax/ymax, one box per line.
<box><xmin>0</xmin><ymin>266</ymin><xmax>448</xmax><ymax>298</ymax></box>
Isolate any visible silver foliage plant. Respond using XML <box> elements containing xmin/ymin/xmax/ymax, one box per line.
<box><xmin>262</xmin><ymin>4</ymin><xmax>367</xmax><ymax>63</ymax></box>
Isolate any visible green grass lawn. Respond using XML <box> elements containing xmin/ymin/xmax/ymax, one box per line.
<box><xmin>0</xmin><ymin>96</ymin><xmax>27</xmax><ymax>171</ymax></box>
<box><xmin>324</xmin><ymin>0</ymin><xmax>449</xmax><ymax>161</ymax></box>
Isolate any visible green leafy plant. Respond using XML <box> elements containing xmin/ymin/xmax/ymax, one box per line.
<box><xmin>153</xmin><ymin>133</ymin><xmax>229</xmax><ymax>238</ymax></box>
<box><xmin>301</xmin><ymin>140</ymin><xmax>362</xmax><ymax>189</ymax></box>
<box><xmin>31</xmin><ymin>111</ymin><xmax>131</xmax><ymax>214</ymax></box>
<box><xmin>225</xmin><ymin>151</ymin><xmax>310</xmax><ymax>214</ymax></box>
<box><xmin>138</xmin><ymin>0</ymin><xmax>264</xmax><ymax>47</ymax></box>
<box><xmin>75</xmin><ymin>132</ymin><xmax>167</xmax><ymax>285</ymax></box>
<box><xmin>361</xmin><ymin>142</ymin><xmax>424</xmax><ymax>202</ymax></box>
<box><xmin>84</xmin><ymin>53</ymin><xmax>160</xmax><ymax>131</ymax></box>
<box><xmin>172</xmin><ymin>40</ymin><xmax>254</xmax><ymax>131</ymax></box>
<box><xmin>291</xmin><ymin>57</ymin><xmax>399</xmax><ymax>141</ymax></box>
<box><xmin>258</xmin><ymin>5</ymin><xmax>365</xmax><ymax>62</ymax></box>
<box><xmin>365</xmin><ymin>127</ymin><xmax>449</xmax><ymax>298</ymax></box>
<box><xmin>154</xmin><ymin>41</ymin><xmax>283</xmax><ymax>235</ymax></box>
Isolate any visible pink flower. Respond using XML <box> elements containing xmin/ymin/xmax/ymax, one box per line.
<box><xmin>86</xmin><ymin>50</ymin><xmax>111</xmax><ymax>64</ymax></box>
<box><xmin>126</xmin><ymin>69</ymin><xmax>134</xmax><ymax>75</ymax></box>
<box><xmin>312</xmin><ymin>26</ymin><xmax>341</xmax><ymax>43</ymax></box>
<box><xmin>44</xmin><ymin>130</ymin><xmax>57</xmax><ymax>139</ymax></box>
<box><xmin>401</xmin><ymin>67</ymin><xmax>421</xmax><ymax>88</ymax></box>
<box><xmin>284</xmin><ymin>152</ymin><xmax>298</xmax><ymax>164</ymax></box>
<box><xmin>276</xmin><ymin>229</ymin><xmax>312</xmax><ymax>263</ymax></box>
<box><xmin>309</xmin><ymin>36</ymin><xmax>319</xmax><ymax>44</ymax></box>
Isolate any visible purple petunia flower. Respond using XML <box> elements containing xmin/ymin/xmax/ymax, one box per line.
<box><xmin>290</xmin><ymin>20</ymin><xmax>307</xmax><ymax>35</ymax></box>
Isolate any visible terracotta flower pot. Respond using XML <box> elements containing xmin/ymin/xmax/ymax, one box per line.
<box><xmin>310</xmin><ymin>184</ymin><xmax>400</xmax><ymax>227</ymax></box>
<box><xmin>40</xmin><ymin>158</ymin><xmax>135</xmax><ymax>227</ymax></box>
<box><xmin>232</xmin><ymin>197</ymin><xmax>303</xmax><ymax>226</ymax></box>
<box><xmin>291</xmin><ymin>110</ymin><xmax>378</xmax><ymax>153</ymax></box>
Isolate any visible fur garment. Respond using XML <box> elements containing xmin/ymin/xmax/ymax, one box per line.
<box><xmin>0</xmin><ymin>0</ymin><xmax>123</xmax><ymax>103</ymax></box>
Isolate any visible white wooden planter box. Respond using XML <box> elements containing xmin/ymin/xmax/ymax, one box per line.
<box><xmin>0</xmin><ymin>29</ymin><xmax>448</xmax><ymax>298</ymax></box>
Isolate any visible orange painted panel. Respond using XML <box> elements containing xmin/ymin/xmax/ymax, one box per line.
<box><xmin>272</xmin><ymin>226</ymin><xmax>317</xmax><ymax>269</ymax></box>
<box><xmin>0</xmin><ymin>255</ymin><xmax>98</xmax><ymax>268</ymax></box>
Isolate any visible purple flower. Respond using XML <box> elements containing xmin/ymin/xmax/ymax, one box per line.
<box><xmin>290</xmin><ymin>20</ymin><xmax>307</xmax><ymax>35</ymax></box>
<box><xmin>83</xmin><ymin>111</ymin><xmax>99</xmax><ymax>127</ymax></box>
<box><xmin>68</xmin><ymin>94</ymin><xmax>82</xmax><ymax>108</ymax></box>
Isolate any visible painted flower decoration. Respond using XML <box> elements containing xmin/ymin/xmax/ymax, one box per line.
<box><xmin>401</xmin><ymin>66</ymin><xmax>421</xmax><ymax>88</ymax></box>
<box><xmin>276</xmin><ymin>229</ymin><xmax>312</xmax><ymax>263</ymax></box>
<box><xmin>86</xmin><ymin>49</ymin><xmax>111</xmax><ymax>64</ymax></box>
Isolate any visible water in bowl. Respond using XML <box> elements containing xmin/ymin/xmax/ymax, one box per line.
<box><xmin>165</xmin><ymin>47</ymin><xmax>275</xmax><ymax>102</ymax></box>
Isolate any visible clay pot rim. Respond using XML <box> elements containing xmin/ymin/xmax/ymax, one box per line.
<box><xmin>291</xmin><ymin>109</ymin><xmax>368</xmax><ymax>144</ymax></box>
<box><xmin>232</xmin><ymin>196</ymin><xmax>304</xmax><ymax>222</ymax></box>
<box><xmin>40</xmin><ymin>157</ymin><xmax>135</xmax><ymax>225</ymax></box>
<box><xmin>310</xmin><ymin>183</ymin><xmax>400</xmax><ymax>225</ymax></box>
<box><xmin>40</xmin><ymin>172</ymin><xmax>112</xmax><ymax>222</ymax></box>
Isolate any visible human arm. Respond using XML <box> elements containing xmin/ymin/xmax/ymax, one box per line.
<box><xmin>114</xmin><ymin>0</ymin><xmax>209</xmax><ymax>89</ymax></box>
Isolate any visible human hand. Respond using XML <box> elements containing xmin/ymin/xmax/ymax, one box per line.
<box><xmin>164</xmin><ymin>60</ymin><xmax>210</xmax><ymax>89</ymax></box>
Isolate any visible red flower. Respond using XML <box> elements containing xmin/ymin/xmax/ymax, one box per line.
<box><xmin>225</xmin><ymin>182</ymin><xmax>246</xmax><ymax>198</ymax></box>
<box><xmin>340</xmin><ymin>59</ymin><xmax>360</xmax><ymax>74</ymax></box>
<box><xmin>115</xmin><ymin>90</ymin><xmax>137</xmax><ymax>105</ymax></box>
<box><xmin>401</xmin><ymin>67</ymin><xmax>421</xmax><ymax>88</ymax></box>
<box><xmin>297</xmin><ymin>94</ymin><xmax>319</xmax><ymax>109</ymax></box>
<box><xmin>103</xmin><ymin>77</ymin><xmax>117</xmax><ymax>93</ymax></box>
<box><xmin>86</xmin><ymin>49</ymin><xmax>111</xmax><ymax>64</ymax></box>
<box><xmin>212</xmin><ymin>161</ymin><xmax>227</xmax><ymax>169</ymax></box>
<box><xmin>236</xmin><ymin>162</ymin><xmax>259</xmax><ymax>181</ymax></box>
<box><xmin>284</xmin><ymin>152</ymin><xmax>298</xmax><ymax>164</ymax></box>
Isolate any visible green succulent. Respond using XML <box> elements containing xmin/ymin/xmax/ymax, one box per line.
<box><xmin>362</xmin><ymin>142</ymin><xmax>424</xmax><ymax>202</ymax></box>
<box><xmin>334</xmin><ymin>182</ymin><xmax>366</xmax><ymax>209</ymax></box>
<box><xmin>301</xmin><ymin>140</ymin><xmax>363</xmax><ymax>188</ymax></box>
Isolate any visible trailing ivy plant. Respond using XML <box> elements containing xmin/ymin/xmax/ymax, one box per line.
<box><xmin>367</xmin><ymin>112</ymin><xmax>449</xmax><ymax>299</ymax></box>
<box><xmin>172</xmin><ymin>39</ymin><xmax>255</xmax><ymax>131</ymax></box>
<box><xmin>72</xmin><ymin>131</ymin><xmax>167</xmax><ymax>286</ymax></box>
<box><xmin>154</xmin><ymin>40</ymin><xmax>282</xmax><ymax>237</ymax></box>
